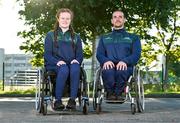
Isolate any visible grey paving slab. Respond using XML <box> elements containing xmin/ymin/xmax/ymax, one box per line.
<box><xmin>0</xmin><ymin>98</ymin><xmax>180</xmax><ymax>123</ymax></box>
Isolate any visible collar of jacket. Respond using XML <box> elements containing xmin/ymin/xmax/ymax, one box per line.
<box><xmin>112</xmin><ymin>28</ymin><xmax>126</xmax><ymax>33</ymax></box>
<box><xmin>58</xmin><ymin>27</ymin><xmax>71</xmax><ymax>35</ymax></box>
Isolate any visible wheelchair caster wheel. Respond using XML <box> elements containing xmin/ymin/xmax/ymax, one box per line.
<box><xmin>83</xmin><ymin>103</ymin><xmax>88</xmax><ymax>115</ymax></box>
<box><xmin>42</xmin><ymin>103</ymin><xmax>47</xmax><ymax>115</ymax></box>
<box><xmin>96</xmin><ymin>104</ymin><xmax>101</xmax><ymax>114</ymax></box>
<box><xmin>131</xmin><ymin>103</ymin><xmax>136</xmax><ymax>115</ymax></box>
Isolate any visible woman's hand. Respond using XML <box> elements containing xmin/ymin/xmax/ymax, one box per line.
<box><xmin>56</xmin><ymin>60</ymin><xmax>66</xmax><ymax>66</ymax></box>
<box><xmin>71</xmin><ymin>59</ymin><xmax>79</xmax><ymax>64</ymax></box>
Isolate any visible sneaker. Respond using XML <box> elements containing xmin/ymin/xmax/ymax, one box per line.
<box><xmin>54</xmin><ymin>100</ymin><xmax>65</xmax><ymax>110</ymax></box>
<box><xmin>66</xmin><ymin>98</ymin><xmax>76</xmax><ymax>109</ymax></box>
<box><xmin>106</xmin><ymin>92</ymin><xmax>116</xmax><ymax>100</ymax></box>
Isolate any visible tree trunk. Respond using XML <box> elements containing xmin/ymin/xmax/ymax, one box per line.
<box><xmin>90</xmin><ymin>37</ymin><xmax>97</xmax><ymax>83</ymax></box>
<box><xmin>163</xmin><ymin>54</ymin><xmax>169</xmax><ymax>91</ymax></box>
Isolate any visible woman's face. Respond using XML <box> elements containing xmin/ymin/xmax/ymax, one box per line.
<box><xmin>58</xmin><ymin>12</ymin><xmax>71</xmax><ymax>29</ymax></box>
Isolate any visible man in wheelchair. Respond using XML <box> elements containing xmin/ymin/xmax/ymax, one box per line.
<box><xmin>44</xmin><ymin>8</ymin><xmax>83</xmax><ymax>110</ymax></box>
<box><xmin>96</xmin><ymin>10</ymin><xmax>141</xmax><ymax>101</ymax></box>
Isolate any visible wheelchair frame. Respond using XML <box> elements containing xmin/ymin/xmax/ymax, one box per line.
<box><xmin>92</xmin><ymin>66</ymin><xmax>145</xmax><ymax>114</ymax></box>
<box><xmin>35</xmin><ymin>66</ymin><xmax>89</xmax><ymax>115</ymax></box>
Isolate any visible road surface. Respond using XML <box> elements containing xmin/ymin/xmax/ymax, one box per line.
<box><xmin>0</xmin><ymin>97</ymin><xmax>180</xmax><ymax>123</ymax></box>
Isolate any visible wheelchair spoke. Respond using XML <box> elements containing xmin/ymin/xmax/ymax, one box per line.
<box><xmin>136</xmin><ymin>69</ymin><xmax>145</xmax><ymax>112</ymax></box>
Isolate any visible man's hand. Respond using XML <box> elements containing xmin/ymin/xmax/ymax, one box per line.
<box><xmin>71</xmin><ymin>59</ymin><xmax>79</xmax><ymax>64</ymax></box>
<box><xmin>57</xmin><ymin>60</ymin><xmax>66</xmax><ymax>66</ymax></box>
<box><xmin>116</xmin><ymin>61</ymin><xmax>127</xmax><ymax>70</ymax></box>
<box><xmin>103</xmin><ymin>61</ymin><xmax>115</xmax><ymax>70</ymax></box>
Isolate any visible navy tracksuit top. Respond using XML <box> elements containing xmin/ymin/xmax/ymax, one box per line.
<box><xmin>44</xmin><ymin>28</ymin><xmax>83</xmax><ymax>70</ymax></box>
<box><xmin>96</xmin><ymin>28</ymin><xmax>141</xmax><ymax>67</ymax></box>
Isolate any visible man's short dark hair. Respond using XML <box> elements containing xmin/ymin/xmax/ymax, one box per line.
<box><xmin>112</xmin><ymin>10</ymin><xmax>126</xmax><ymax>18</ymax></box>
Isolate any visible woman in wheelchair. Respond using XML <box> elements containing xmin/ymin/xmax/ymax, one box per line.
<box><xmin>96</xmin><ymin>10</ymin><xmax>141</xmax><ymax>101</ymax></box>
<box><xmin>44</xmin><ymin>8</ymin><xmax>83</xmax><ymax>110</ymax></box>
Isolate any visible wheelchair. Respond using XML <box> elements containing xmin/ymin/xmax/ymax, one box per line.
<box><xmin>92</xmin><ymin>66</ymin><xmax>145</xmax><ymax>114</ymax></box>
<box><xmin>35</xmin><ymin>65</ymin><xmax>89</xmax><ymax>115</ymax></box>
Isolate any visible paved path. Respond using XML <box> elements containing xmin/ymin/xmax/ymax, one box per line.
<box><xmin>0</xmin><ymin>97</ymin><xmax>180</xmax><ymax>123</ymax></box>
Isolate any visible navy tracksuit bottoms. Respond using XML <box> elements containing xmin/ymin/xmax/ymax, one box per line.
<box><xmin>102</xmin><ymin>67</ymin><xmax>133</xmax><ymax>95</ymax></box>
<box><xmin>54</xmin><ymin>63</ymin><xmax>80</xmax><ymax>101</ymax></box>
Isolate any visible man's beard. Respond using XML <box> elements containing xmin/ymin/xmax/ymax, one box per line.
<box><xmin>114</xmin><ymin>22</ymin><xmax>124</xmax><ymax>29</ymax></box>
<box><xmin>114</xmin><ymin>25</ymin><xmax>124</xmax><ymax>29</ymax></box>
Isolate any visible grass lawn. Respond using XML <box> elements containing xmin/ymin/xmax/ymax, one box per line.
<box><xmin>0</xmin><ymin>86</ymin><xmax>35</xmax><ymax>96</ymax></box>
<box><xmin>0</xmin><ymin>83</ymin><xmax>180</xmax><ymax>97</ymax></box>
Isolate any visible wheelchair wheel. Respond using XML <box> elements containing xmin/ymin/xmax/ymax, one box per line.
<box><xmin>93</xmin><ymin>68</ymin><xmax>103</xmax><ymax>113</ymax></box>
<box><xmin>135</xmin><ymin>69</ymin><xmax>145</xmax><ymax>113</ymax></box>
<box><xmin>40</xmin><ymin>73</ymin><xmax>47</xmax><ymax>115</ymax></box>
<box><xmin>82</xmin><ymin>102</ymin><xmax>88</xmax><ymax>115</ymax></box>
<box><xmin>80</xmin><ymin>67</ymin><xmax>88</xmax><ymax>97</ymax></box>
<box><xmin>42</xmin><ymin>103</ymin><xmax>47</xmax><ymax>115</ymax></box>
<box><xmin>35</xmin><ymin>69</ymin><xmax>43</xmax><ymax>113</ymax></box>
<box><xmin>131</xmin><ymin>103</ymin><xmax>136</xmax><ymax>115</ymax></box>
<box><xmin>96</xmin><ymin>104</ymin><xmax>101</xmax><ymax>114</ymax></box>
<box><xmin>79</xmin><ymin>67</ymin><xmax>89</xmax><ymax>115</ymax></box>
<box><xmin>39</xmin><ymin>69</ymin><xmax>51</xmax><ymax>115</ymax></box>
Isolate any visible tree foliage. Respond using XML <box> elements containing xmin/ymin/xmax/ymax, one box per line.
<box><xmin>149</xmin><ymin>0</ymin><xmax>180</xmax><ymax>84</ymax></box>
<box><xmin>17</xmin><ymin>0</ymin><xmax>179</xmax><ymax>83</ymax></box>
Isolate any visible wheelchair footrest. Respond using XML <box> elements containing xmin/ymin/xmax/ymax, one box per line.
<box><xmin>82</xmin><ymin>97</ymin><xmax>89</xmax><ymax>101</ymax></box>
<box><xmin>82</xmin><ymin>97</ymin><xmax>89</xmax><ymax>105</ymax></box>
<box><xmin>105</xmin><ymin>99</ymin><xmax>125</xmax><ymax>104</ymax></box>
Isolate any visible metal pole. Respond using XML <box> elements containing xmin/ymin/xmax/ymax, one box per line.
<box><xmin>2</xmin><ymin>62</ymin><xmax>4</xmax><ymax>91</ymax></box>
<box><xmin>161</xmin><ymin>64</ymin><xmax>164</xmax><ymax>92</ymax></box>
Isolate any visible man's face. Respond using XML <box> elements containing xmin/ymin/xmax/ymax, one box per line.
<box><xmin>58</xmin><ymin>12</ymin><xmax>71</xmax><ymax>29</ymax></box>
<box><xmin>111</xmin><ymin>11</ymin><xmax>126</xmax><ymax>29</ymax></box>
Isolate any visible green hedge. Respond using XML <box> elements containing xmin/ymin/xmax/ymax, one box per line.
<box><xmin>144</xmin><ymin>83</ymin><xmax>180</xmax><ymax>93</ymax></box>
<box><xmin>0</xmin><ymin>83</ymin><xmax>180</xmax><ymax>96</ymax></box>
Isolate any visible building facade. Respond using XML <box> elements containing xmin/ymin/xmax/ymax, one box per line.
<box><xmin>4</xmin><ymin>54</ymin><xmax>34</xmax><ymax>80</ymax></box>
<box><xmin>0</xmin><ymin>49</ymin><xmax>34</xmax><ymax>81</ymax></box>
<box><xmin>0</xmin><ymin>48</ymin><xmax>5</xmax><ymax>80</ymax></box>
